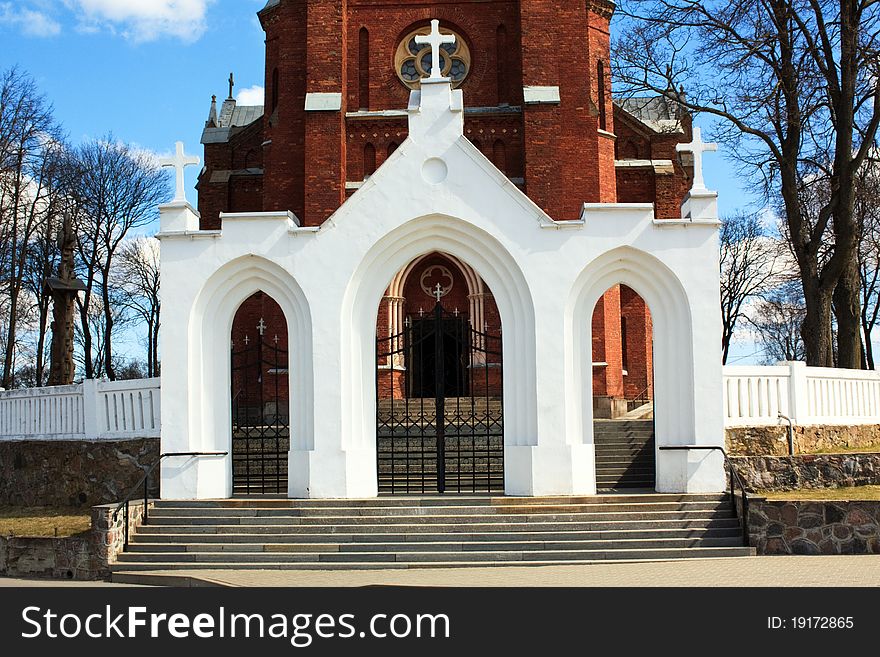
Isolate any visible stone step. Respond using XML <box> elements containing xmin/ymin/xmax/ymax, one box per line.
<box><xmin>132</xmin><ymin>527</ymin><xmax>743</xmax><ymax>544</ymax></box>
<box><xmin>112</xmin><ymin>546</ymin><xmax>755</xmax><ymax>569</ymax></box>
<box><xmin>144</xmin><ymin>508</ymin><xmax>736</xmax><ymax>525</ymax></box>
<box><xmin>125</xmin><ymin>536</ymin><xmax>746</xmax><ymax>556</ymax></box>
<box><xmin>146</xmin><ymin>501</ymin><xmax>730</xmax><ymax>518</ymax></box>
<box><xmin>153</xmin><ymin>493</ymin><xmax>728</xmax><ymax>508</ymax></box>
<box><xmin>136</xmin><ymin>516</ymin><xmax>742</xmax><ymax>535</ymax></box>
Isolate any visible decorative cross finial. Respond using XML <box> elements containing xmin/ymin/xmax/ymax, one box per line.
<box><xmin>228</xmin><ymin>72</ymin><xmax>235</xmax><ymax>100</ymax></box>
<box><xmin>434</xmin><ymin>283</ymin><xmax>444</xmax><ymax>302</ymax></box>
<box><xmin>676</xmin><ymin>127</ymin><xmax>718</xmax><ymax>193</ymax></box>
<box><xmin>257</xmin><ymin>318</ymin><xmax>267</xmax><ymax>336</ymax></box>
<box><xmin>159</xmin><ymin>141</ymin><xmax>200</xmax><ymax>203</ymax></box>
<box><xmin>243</xmin><ymin>335</ymin><xmax>250</xmax><ymax>346</ymax></box>
<box><xmin>415</xmin><ymin>19</ymin><xmax>456</xmax><ymax>80</ymax></box>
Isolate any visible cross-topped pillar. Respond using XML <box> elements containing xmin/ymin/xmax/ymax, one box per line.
<box><xmin>159</xmin><ymin>141</ymin><xmax>200</xmax><ymax>204</ymax></box>
<box><xmin>415</xmin><ymin>19</ymin><xmax>456</xmax><ymax>81</ymax></box>
<box><xmin>676</xmin><ymin>127</ymin><xmax>717</xmax><ymax>193</ymax></box>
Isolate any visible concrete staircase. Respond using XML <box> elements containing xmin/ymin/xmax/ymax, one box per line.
<box><xmin>594</xmin><ymin>419</ymin><xmax>656</xmax><ymax>490</ymax></box>
<box><xmin>110</xmin><ymin>494</ymin><xmax>753</xmax><ymax>577</ymax></box>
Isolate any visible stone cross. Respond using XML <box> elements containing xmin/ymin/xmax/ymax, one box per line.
<box><xmin>415</xmin><ymin>19</ymin><xmax>456</xmax><ymax>80</ymax></box>
<box><xmin>676</xmin><ymin>127</ymin><xmax>717</xmax><ymax>193</ymax></box>
<box><xmin>228</xmin><ymin>72</ymin><xmax>235</xmax><ymax>99</ymax></box>
<box><xmin>159</xmin><ymin>141</ymin><xmax>200</xmax><ymax>203</ymax></box>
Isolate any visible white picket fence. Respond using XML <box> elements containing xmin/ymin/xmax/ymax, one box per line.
<box><xmin>1</xmin><ymin>364</ymin><xmax>879</xmax><ymax>440</ymax></box>
<box><xmin>723</xmin><ymin>361</ymin><xmax>880</xmax><ymax>427</ymax></box>
<box><xmin>0</xmin><ymin>378</ymin><xmax>161</xmax><ymax>441</ymax></box>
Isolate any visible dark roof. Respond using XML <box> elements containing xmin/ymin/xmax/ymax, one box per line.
<box><xmin>615</xmin><ymin>96</ymin><xmax>684</xmax><ymax>133</ymax></box>
<box><xmin>202</xmin><ymin>98</ymin><xmax>264</xmax><ymax>145</ymax></box>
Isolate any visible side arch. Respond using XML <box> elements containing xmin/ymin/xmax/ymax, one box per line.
<box><xmin>565</xmin><ymin>246</ymin><xmax>695</xmax><ymax>489</ymax></box>
<box><xmin>341</xmin><ymin>214</ymin><xmax>538</xmax><ymax>490</ymax></box>
<box><xmin>188</xmin><ymin>255</ymin><xmax>314</xmax><ymax>497</ymax></box>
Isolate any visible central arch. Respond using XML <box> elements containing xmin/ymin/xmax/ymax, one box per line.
<box><xmin>376</xmin><ymin>251</ymin><xmax>504</xmax><ymax>493</ymax></box>
<box><xmin>342</xmin><ymin>214</ymin><xmax>537</xmax><ymax>495</ymax></box>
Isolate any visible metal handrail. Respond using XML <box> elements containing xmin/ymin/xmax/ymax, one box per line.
<box><xmin>658</xmin><ymin>445</ymin><xmax>750</xmax><ymax>546</ymax></box>
<box><xmin>111</xmin><ymin>451</ymin><xmax>228</xmax><ymax>548</ymax></box>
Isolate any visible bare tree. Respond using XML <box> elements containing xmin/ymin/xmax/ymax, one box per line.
<box><xmin>0</xmin><ymin>67</ymin><xmax>63</xmax><ymax>388</ymax></box>
<box><xmin>115</xmin><ymin>237</ymin><xmax>161</xmax><ymax>377</ymax></box>
<box><xmin>69</xmin><ymin>136</ymin><xmax>167</xmax><ymax>380</ymax></box>
<box><xmin>614</xmin><ymin>0</ymin><xmax>880</xmax><ymax>368</ymax></box>
<box><xmin>720</xmin><ymin>212</ymin><xmax>783</xmax><ymax>363</ymax></box>
<box><xmin>856</xmin><ymin>150</ymin><xmax>880</xmax><ymax>368</ymax></box>
<box><xmin>749</xmin><ymin>282</ymin><xmax>808</xmax><ymax>364</ymax></box>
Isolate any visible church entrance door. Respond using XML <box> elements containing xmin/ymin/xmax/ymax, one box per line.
<box><xmin>230</xmin><ymin>329</ymin><xmax>289</xmax><ymax>495</ymax></box>
<box><xmin>377</xmin><ymin>299</ymin><xmax>504</xmax><ymax>494</ymax></box>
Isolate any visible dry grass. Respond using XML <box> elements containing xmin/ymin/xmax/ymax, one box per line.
<box><xmin>760</xmin><ymin>486</ymin><xmax>880</xmax><ymax>501</ymax></box>
<box><xmin>0</xmin><ymin>507</ymin><xmax>92</xmax><ymax>538</ymax></box>
<box><xmin>805</xmin><ymin>443</ymin><xmax>880</xmax><ymax>455</ymax></box>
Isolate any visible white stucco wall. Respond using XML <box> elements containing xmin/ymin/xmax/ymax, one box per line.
<box><xmin>158</xmin><ymin>78</ymin><xmax>725</xmax><ymax>499</ymax></box>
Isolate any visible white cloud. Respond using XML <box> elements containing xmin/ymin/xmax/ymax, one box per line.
<box><xmin>0</xmin><ymin>3</ymin><xmax>62</xmax><ymax>37</ymax></box>
<box><xmin>236</xmin><ymin>85</ymin><xmax>264</xmax><ymax>106</ymax></box>
<box><xmin>65</xmin><ymin>0</ymin><xmax>213</xmax><ymax>43</ymax></box>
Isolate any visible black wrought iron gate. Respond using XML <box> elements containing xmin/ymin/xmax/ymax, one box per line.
<box><xmin>376</xmin><ymin>300</ymin><xmax>504</xmax><ymax>494</ymax></box>
<box><xmin>231</xmin><ymin>333</ymin><xmax>289</xmax><ymax>495</ymax></box>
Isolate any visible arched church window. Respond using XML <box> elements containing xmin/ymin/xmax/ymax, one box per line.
<box><xmin>394</xmin><ymin>25</ymin><xmax>471</xmax><ymax>90</ymax></box>
<box><xmin>364</xmin><ymin>143</ymin><xmax>376</xmax><ymax>179</ymax></box>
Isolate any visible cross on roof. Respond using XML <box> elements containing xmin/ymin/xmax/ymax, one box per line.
<box><xmin>415</xmin><ymin>19</ymin><xmax>456</xmax><ymax>80</ymax></box>
<box><xmin>159</xmin><ymin>141</ymin><xmax>200</xmax><ymax>203</ymax></box>
<box><xmin>676</xmin><ymin>127</ymin><xmax>717</xmax><ymax>193</ymax></box>
<box><xmin>228</xmin><ymin>72</ymin><xmax>235</xmax><ymax>100</ymax></box>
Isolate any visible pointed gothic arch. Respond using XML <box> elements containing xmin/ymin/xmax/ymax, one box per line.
<box><xmin>342</xmin><ymin>214</ymin><xmax>537</xmax><ymax>495</ymax></box>
<box><xmin>179</xmin><ymin>255</ymin><xmax>313</xmax><ymax>498</ymax></box>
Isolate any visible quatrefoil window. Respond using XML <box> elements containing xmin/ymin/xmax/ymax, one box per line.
<box><xmin>394</xmin><ymin>25</ymin><xmax>471</xmax><ymax>90</ymax></box>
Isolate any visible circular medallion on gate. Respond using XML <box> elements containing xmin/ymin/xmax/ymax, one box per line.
<box><xmin>420</xmin><ymin>265</ymin><xmax>454</xmax><ymax>299</ymax></box>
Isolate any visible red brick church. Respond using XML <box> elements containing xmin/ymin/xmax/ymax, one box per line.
<box><xmin>201</xmin><ymin>0</ymin><xmax>695</xmax><ymax>421</ymax></box>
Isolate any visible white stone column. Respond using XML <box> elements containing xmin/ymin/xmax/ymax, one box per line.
<box><xmin>505</xmin><ymin>283</ymin><xmax>596</xmax><ymax>496</ymax></box>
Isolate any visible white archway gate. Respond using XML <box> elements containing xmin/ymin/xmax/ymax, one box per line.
<box><xmin>158</xmin><ymin>70</ymin><xmax>726</xmax><ymax>499</ymax></box>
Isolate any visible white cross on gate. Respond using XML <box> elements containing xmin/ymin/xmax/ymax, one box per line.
<box><xmin>257</xmin><ymin>318</ymin><xmax>267</xmax><ymax>336</ymax></box>
<box><xmin>434</xmin><ymin>283</ymin><xmax>444</xmax><ymax>302</ymax></box>
<box><xmin>676</xmin><ymin>127</ymin><xmax>717</xmax><ymax>193</ymax></box>
<box><xmin>243</xmin><ymin>335</ymin><xmax>250</xmax><ymax>346</ymax></box>
<box><xmin>415</xmin><ymin>19</ymin><xmax>456</xmax><ymax>80</ymax></box>
<box><xmin>159</xmin><ymin>141</ymin><xmax>200</xmax><ymax>203</ymax></box>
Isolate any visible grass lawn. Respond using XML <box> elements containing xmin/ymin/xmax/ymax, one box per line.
<box><xmin>0</xmin><ymin>507</ymin><xmax>92</xmax><ymax>538</ymax></box>
<box><xmin>760</xmin><ymin>485</ymin><xmax>880</xmax><ymax>501</ymax></box>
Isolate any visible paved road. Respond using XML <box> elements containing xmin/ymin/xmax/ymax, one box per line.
<box><xmin>3</xmin><ymin>555</ymin><xmax>871</xmax><ymax>587</ymax></box>
<box><xmin>4</xmin><ymin>556</ymin><xmax>878</xmax><ymax>587</ymax></box>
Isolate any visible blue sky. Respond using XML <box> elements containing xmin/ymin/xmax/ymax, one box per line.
<box><xmin>1</xmin><ymin>0</ymin><xmax>761</xmax><ymax>363</ymax></box>
<box><xmin>0</xmin><ymin>0</ymin><xmax>750</xmax><ymax>215</ymax></box>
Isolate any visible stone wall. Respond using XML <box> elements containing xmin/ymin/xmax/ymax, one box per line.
<box><xmin>0</xmin><ymin>438</ymin><xmax>160</xmax><ymax>507</ymax></box>
<box><xmin>748</xmin><ymin>498</ymin><xmax>880</xmax><ymax>555</ymax></box>
<box><xmin>0</xmin><ymin>501</ymin><xmax>153</xmax><ymax>580</ymax></box>
<box><xmin>731</xmin><ymin>454</ymin><xmax>880</xmax><ymax>492</ymax></box>
<box><xmin>0</xmin><ymin>535</ymin><xmax>98</xmax><ymax>580</ymax></box>
<box><xmin>91</xmin><ymin>501</ymin><xmax>153</xmax><ymax>576</ymax></box>
<box><xmin>726</xmin><ymin>424</ymin><xmax>880</xmax><ymax>456</ymax></box>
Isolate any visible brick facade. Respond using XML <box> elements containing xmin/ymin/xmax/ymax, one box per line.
<box><xmin>198</xmin><ymin>0</ymin><xmax>681</xmax><ymax>406</ymax></box>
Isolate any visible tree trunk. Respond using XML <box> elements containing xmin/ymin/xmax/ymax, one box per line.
<box><xmin>101</xmin><ymin>270</ymin><xmax>116</xmax><ymax>381</ymax></box>
<box><xmin>834</xmin><ymin>256</ymin><xmax>863</xmax><ymax>369</ymax></box>
<box><xmin>78</xmin><ymin>292</ymin><xmax>94</xmax><ymax>380</ymax></box>
<box><xmin>801</xmin><ymin>279</ymin><xmax>834</xmax><ymax>367</ymax></box>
